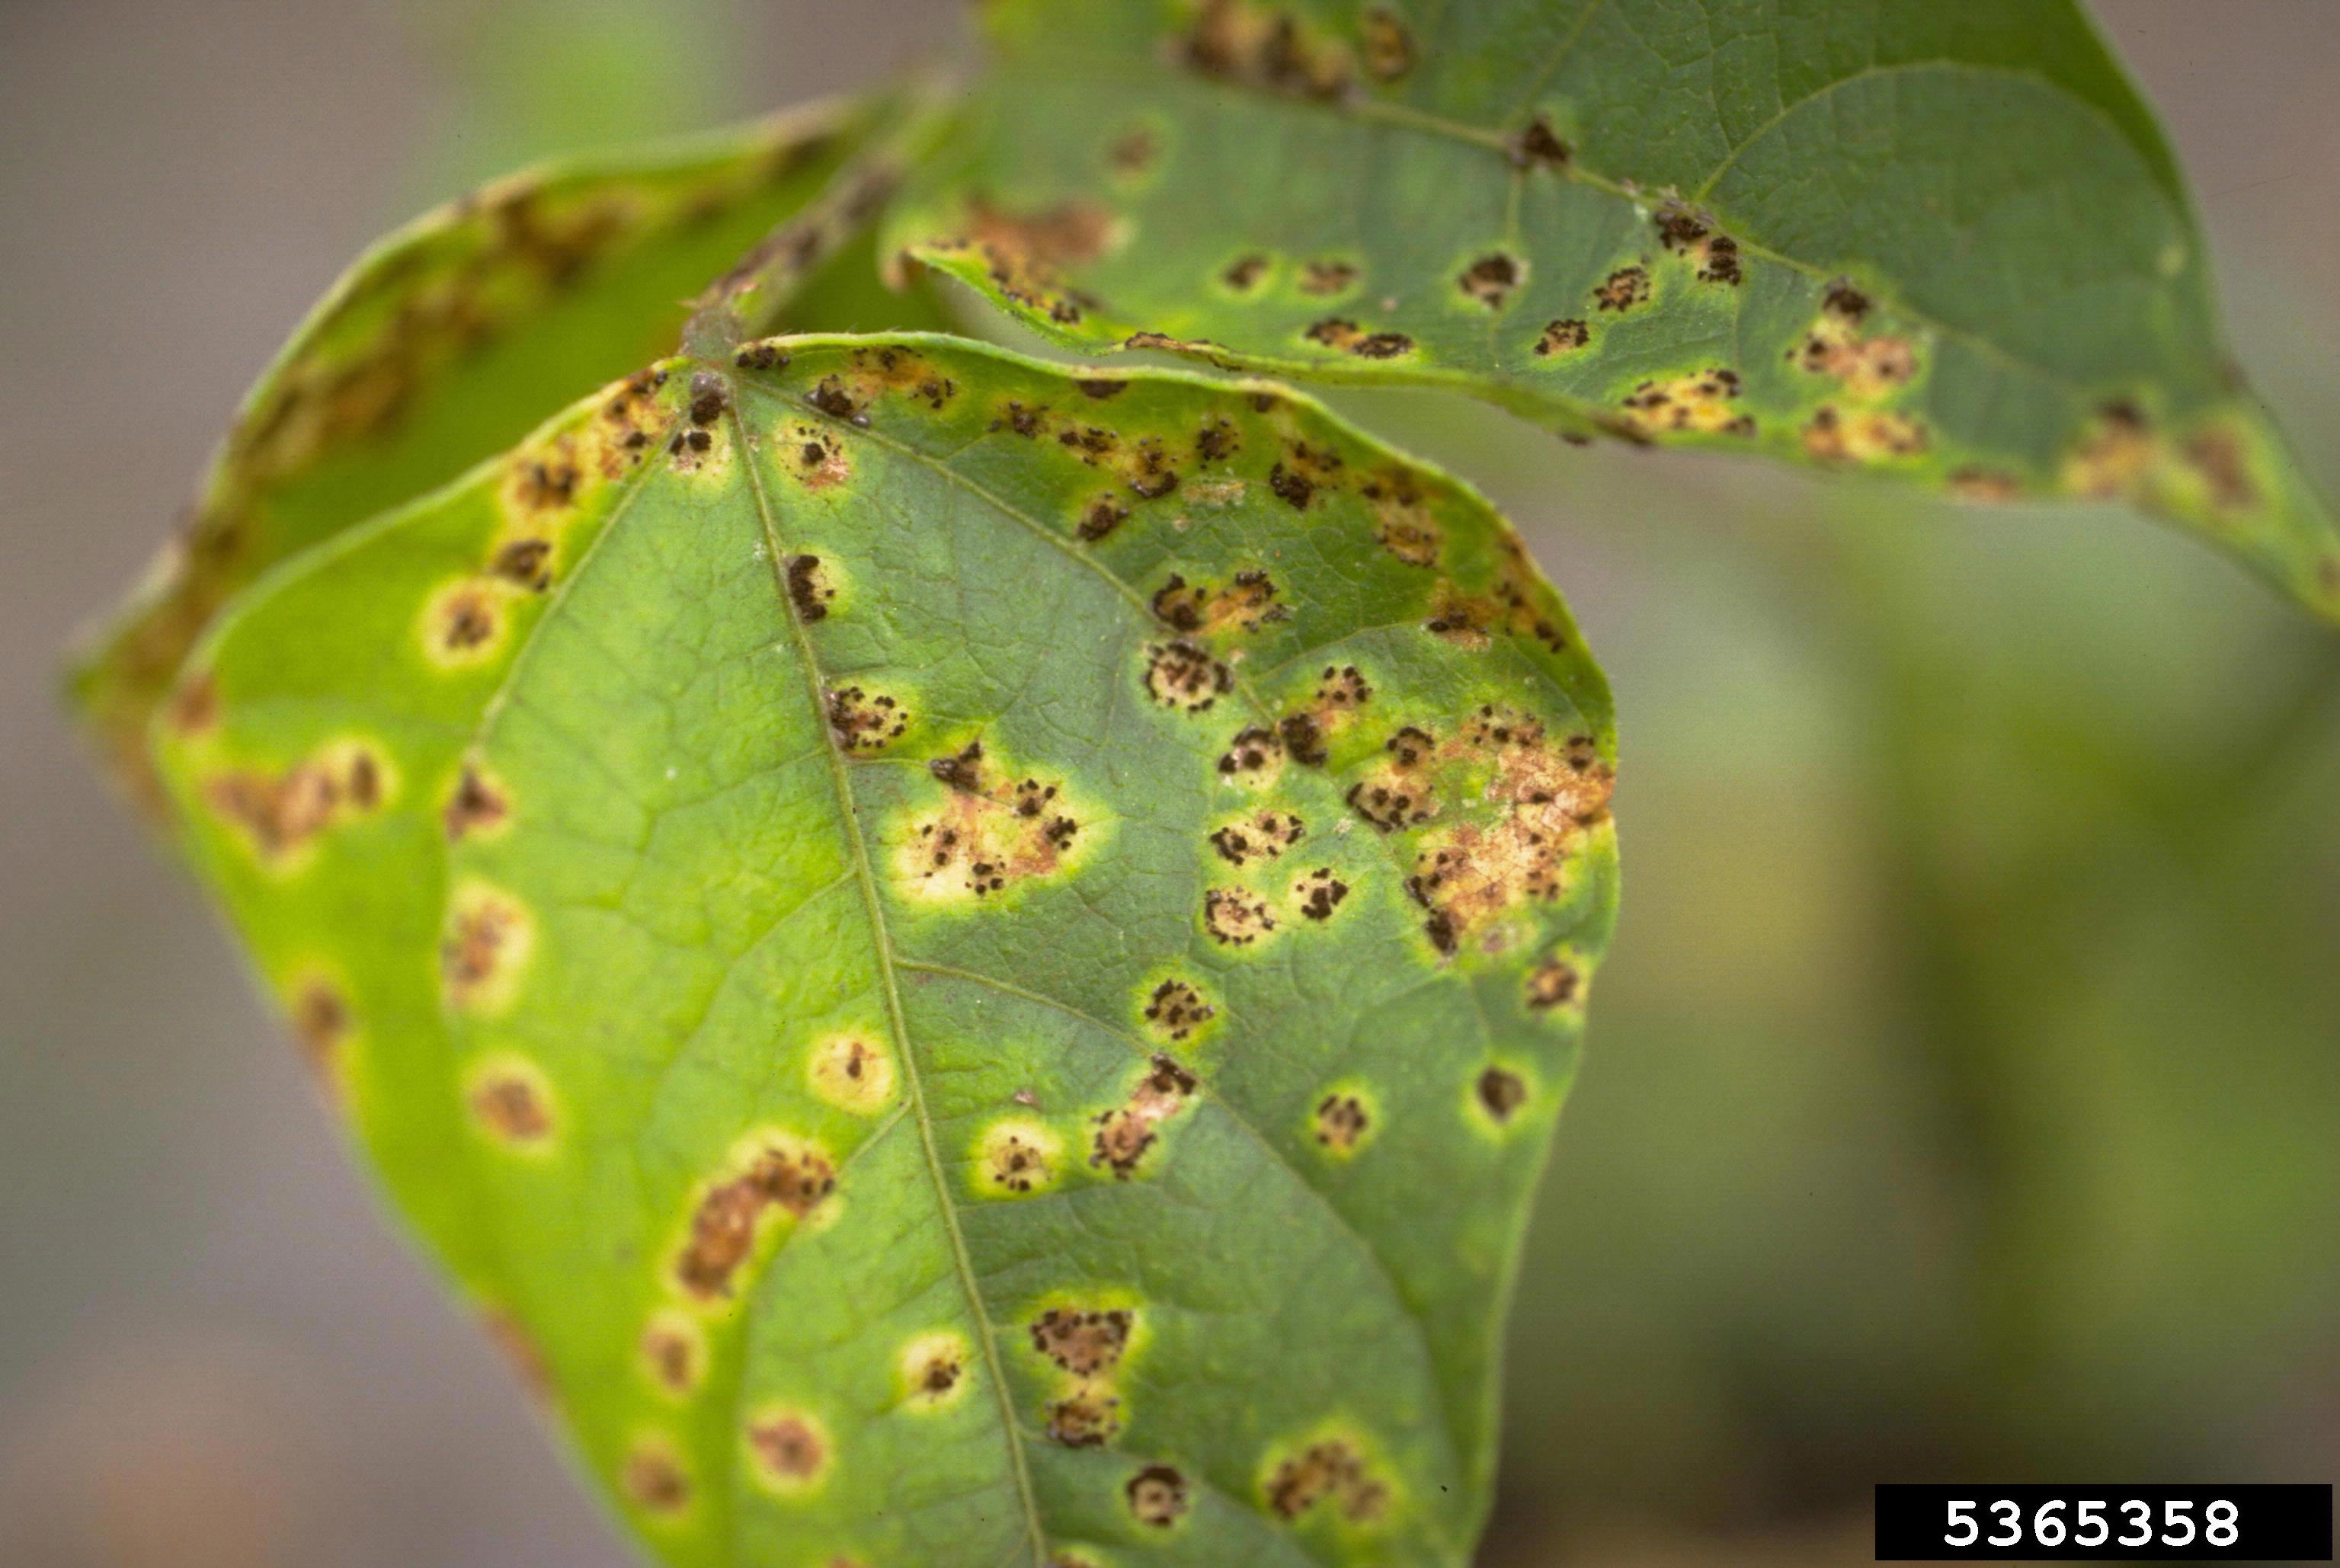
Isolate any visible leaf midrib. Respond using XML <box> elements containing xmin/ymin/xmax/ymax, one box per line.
<box><xmin>728</xmin><ymin>392</ymin><xmax>1053</xmax><ymax>1568</ymax></box>
<box><xmin>774</xmin><ymin>378</ymin><xmax>1481</xmax><ymax>1559</ymax></box>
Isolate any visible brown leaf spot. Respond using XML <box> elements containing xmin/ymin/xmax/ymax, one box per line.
<box><xmin>1186</xmin><ymin>0</ymin><xmax>1352</xmax><ymax>98</ymax></box>
<box><xmin>805</xmin><ymin>376</ymin><xmax>862</xmax><ymax>422</ymax></box>
<box><xmin>621</xmin><ymin>1442</ymin><xmax>690</xmax><ymax>1515</ymax></box>
<box><xmin>443</xmin><ymin>764</ymin><xmax>507</xmax><ymax>840</ymax></box>
<box><xmin>1362</xmin><ymin>466</ymin><xmax>1442</xmax><ymax>565</ymax></box>
<box><xmin>1403</xmin><ymin>708</ymin><xmax>1614</xmax><ymax>949</ymax></box>
<box><xmin>1267</xmin><ymin>1438</ymin><xmax>1388</xmax><ymax>1523</ymax></box>
<box><xmin>2062</xmin><ymin>401</ymin><xmax>2154</xmax><ymax>498</ymax></box>
<box><xmin>1361</xmin><ymin>6</ymin><xmax>1416</xmax><ymax>79</ymax></box>
<box><xmin>1316</xmin><ymin>664</ymin><xmax>1372</xmax><ymax>713</ymax></box>
<box><xmin>903</xmin><ymin>1333</ymin><xmax>967</xmax><ymax>1408</ymax></box>
<box><xmin>1304</xmin><ymin>316</ymin><xmax>1361</xmax><ymax>350</ymax></box>
<box><xmin>1507</xmin><ymin>115</ymin><xmax>1571</xmax><ymax>168</ymax></box>
<box><xmin>1301</xmin><ymin>312</ymin><xmax>1413</xmax><ymax>356</ymax></box>
<box><xmin>1122</xmin><ymin>434</ymin><xmax>1180</xmax><ymax>498</ymax></box>
<box><xmin>1345</xmin><ymin>725</ymin><xmax>1440</xmax><ymax>830</ymax></box>
<box><xmin>1047</xmin><ymin>1390</ymin><xmax>1123</xmax><ymax>1448</ymax></box>
<box><xmin>1144</xmin><ymin>978</ymin><xmax>1217</xmax><ymax>1042</ymax></box>
<box><xmin>1279</xmin><ymin>710</ymin><xmax>1330</xmax><ymax>766</ymax></box>
<box><xmin>490</xmin><ymin>536</ymin><xmax>553</xmax><ymax>590</ymax></box>
<box><xmin>1314</xmin><ymin>1093</ymin><xmax>1369</xmax><ymax>1153</ymax></box>
<box><xmin>1203</xmin><ymin>886</ymin><xmax>1277</xmax><ymax>946</ymax></box>
<box><xmin>1593</xmin><ymin>266</ymin><xmax>1650</xmax><ymax>313</ymax></box>
<box><xmin>953</xmin><ymin>197</ymin><xmax>1119</xmax><ymax>323</ymax></box>
<box><xmin>1790</xmin><ymin>288</ymin><xmax>1916</xmax><ymax>397</ymax></box>
<box><xmin>984</xmin><ymin>1122</ymin><xmax>1058</xmax><ymax>1195</ymax></box>
<box><xmin>1526</xmin><ymin>956</ymin><xmax>1581</xmax><ymax>1010</ymax></box>
<box><xmin>469</xmin><ymin>1065</ymin><xmax>553</xmax><ymax>1147</ymax></box>
<box><xmin>1618</xmin><ymin>368</ymin><xmax>1754</xmax><ymax>438</ymax></box>
<box><xmin>2182</xmin><ymin>426</ymin><xmax>2260</xmax><ymax>512</ymax></box>
<box><xmin>1802</xmin><ymin>405</ymin><xmax>1929</xmax><ymax>463</ymax></box>
<box><xmin>1151</xmin><ymin>569</ymin><xmax>1288</xmax><ymax>635</ymax></box>
<box><xmin>1031</xmin><ymin>1307</ymin><xmax>1132</xmax><ymax>1377</ymax></box>
<box><xmin>1107</xmin><ymin>125</ymin><xmax>1158</xmax><ymax>179</ymax></box>
<box><xmin>1195</xmin><ymin>416</ymin><xmax>1240</xmax><ymax>463</ymax></box>
<box><xmin>826</xmin><ymin>685</ymin><xmax>908</xmax><ymax>753</ymax></box>
<box><xmin>675</xmin><ymin>1138</ymin><xmax>837</xmax><ymax>1299</ymax></box>
<box><xmin>1215</xmin><ymin>722</ymin><xmax>1285</xmax><ymax>782</ymax></box>
<box><xmin>786</xmin><ymin>554</ymin><xmax>835</xmax><ymax>622</ymax></box>
<box><xmin>746</xmin><ymin>1412</ymin><xmax>829</xmax><ymax>1489</ymax></box>
<box><xmin>1458</xmin><ymin>252</ymin><xmax>1523</xmax><ymax>309</ymax></box>
<box><xmin>1211</xmin><ymin>808</ymin><xmax>1304</xmax><ymax>867</ymax></box>
<box><xmin>642</xmin><ymin>1316</ymin><xmax>703</xmax><ymax>1397</ymax></box>
<box><xmin>905</xmin><ymin>746</ymin><xmax>1080</xmax><ymax>899</ymax></box>
<box><xmin>440</xmin><ymin>884</ymin><xmax>531</xmax><ymax>1011</ymax></box>
<box><xmin>687</xmin><ymin>370</ymin><xmax>729</xmax><ymax>428</ymax></box>
<box><xmin>1122</xmin><ymin>328</ymin><xmax>1235</xmax><ymax>363</ymax></box>
<box><xmin>1222</xmin><ymin>253</ymin><xmax>1270</xmax><ymax>292</ymax></box>
<box><xmin>424</xmin><ymin>581</ymin><xmax>507</xmax><ymax>664</ymax></box>
<box><xmin>1534</xmin><ymin>318</ymin><xmax>1589</xmax><ymax>357</ymax></box>
<box><xmin>808</xmin><ymin>1032</ymin><xmax>895</xmax><ymax>1115</ymax></box>
<box><xmin>289</xmin><ymin>975</ymin><xmax>349</xmax><ymax>1071</ymax></box>
<box><xmin>1477</xmin><ymin>1066</ymin><xmax>1529</xmax><ymax>1123</ymax></box>
<box><xmin>1300</xmin><ymin>258</ymin><xmax>1359</xmax><ymax>296</ymax></box>
<box><xmin>589</xmin><ymin>369</ymin><xmax>669</xmax><ymax>475</ymax></box>
<box><xmin>1145</xmin><ymin>639</ymin><xmax>1234</xmax><ymax>712</ymax></box>
<box><xmin>1091</xmin><ymin>1054</ymin><xmax>1199</xmax><ymax>1176</ymax></box>
<box><xmin>1292</xmin><ymin>866</ymin><xmax>1349</xmax><ymax>922</ymax></box>
<box><xmin>833</xmin><ymin>344</ymin><xmax>959</xmax><ymax>414</ymax></box>
<box><xmin>1267</xmin><ymin>462</ymin><xmax>1316</xmax><ymax>510</ymax></box>
<box><xmin>1654</xmin><ymin>206</ymin><xmax>1741</xmax><ymax>286</ymax></box>
<box><xmin>1077</xmin><ymin>494</ymin><xmax>1130</xmax><ymax>542</ymax></box>
<box><xmin>784</xmin><ymin>424</ymin><xmax>851</xmax><ymax>490</ymax></box>
<box><xmin>1126</xmin><ymin>1464</ymin><xmax>1189</xmax><ymax>1527</ymax></box>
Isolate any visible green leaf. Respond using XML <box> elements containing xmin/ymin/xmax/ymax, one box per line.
<box><xmin>146</xmin><ymin>334</ymin><xmax>1616</xmax><ymax>1568</ymax></box>
<box><xmin>72</xmin><ymin>88</ymin><xmax>952</xmax><ymax>816</ymax></box>
<box><xmin>884</xmin><ymin>0</ymin><xmax>2340</xmax><ymax>625</ymax></box>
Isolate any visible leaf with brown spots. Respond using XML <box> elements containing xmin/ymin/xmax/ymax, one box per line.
<box><xmin>887</xmin><ymin>0</ymin><xmax>2340</xmax><ymax>626</ymax></box>
<box><xmin>71</xmin><ymin>85</ymin><xmax>960</xmax><ymax>820</ymax></box>
<box><xmin>88</xmin><ymin>329</ymin><xmax>1614</xmax><ymax>1568</ymax></box>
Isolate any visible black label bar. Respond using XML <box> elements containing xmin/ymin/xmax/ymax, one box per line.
<box><xmin>1875</xmin><ymin>1483</ymin><xmax>2332</xmax><ymax>1560</ymax></box>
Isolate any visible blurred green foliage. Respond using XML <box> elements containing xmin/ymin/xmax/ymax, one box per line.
<box><xmin>402</xmin><ymin>0</ymin><xmax>748</xmax><ymax>191</ymax></box>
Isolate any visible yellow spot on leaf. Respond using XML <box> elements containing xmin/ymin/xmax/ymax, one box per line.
<box><xmin>466</xmin><ymin>1054</ymin><xmax>558</xmax><ymax>1151</ymax></box>
<box><xmin>641</xmin><ymin>1310</ymin><xmax>706</xmax><ymax>1398</ymax></box>
<box><xmin>1618</xmin><ymin>370</ymin><xmax>1755</xmax><ymax>438</ymax></box>
<box><xmin>745</xmin><ymin>1408</ymin><xmax>831</xmax><ymax>1495</ymax></box>
<box><xmin>440</xmin><ymin>881</ymin><xmax>534</xmax><ymax>1013</ymax></box>
<box><xmin>899</xmin><ymin>1331</ymin><xmax>972</xmax><ymax>1411</ymax></box>
<box><xmin>975</xmin><ymin>1116</ymin><xmax>1063</xmax><ymax>1198</ymax></box>
<box><xmin>621</xmin><ymin>1435</ymin><xmax>692</xmax><ymax>1518</ymax></box>
<box><xmin>420</xmin><ymin>578</ymin><xmax>517</xmax><ymax>667</ymax></box>
<box><xmin>808</xmin><ymin>1032</ymin><xmax>895</xmax><ymax>1115</ymax></box>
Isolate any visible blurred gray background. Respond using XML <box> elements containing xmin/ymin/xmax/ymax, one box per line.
<box><xmin>3</xmin><ymin>3</ymin><xmax>2336</xmax><ymax>1565</ymax></box>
